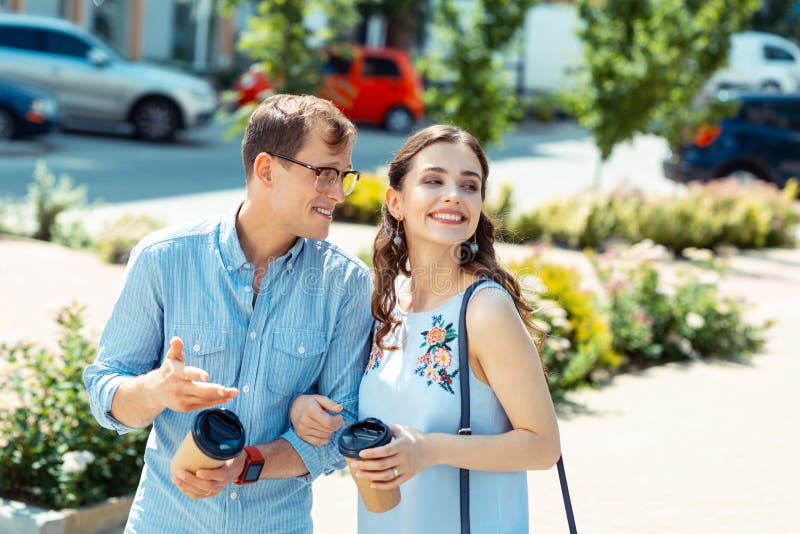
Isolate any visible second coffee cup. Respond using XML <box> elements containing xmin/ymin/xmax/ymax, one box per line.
<box><xmin>338</xmin><ymin>417</ymin><xmax>401</xmax><ymax>513</ymax></box>
<box><xmin>171</xmin><ymin>408</ymin><xmax>246</xmax><ymax>477</ymax></box>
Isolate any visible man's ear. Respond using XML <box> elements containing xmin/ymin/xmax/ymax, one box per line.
<box><xmin>253</xmin><ymin>152</ymin><xmax>273</xmax><ymax>186</ymax></box>
<box><xmin>385</xmin><ymin>187</ymin><xmax>403</xmax><ymax>221</ymax></box>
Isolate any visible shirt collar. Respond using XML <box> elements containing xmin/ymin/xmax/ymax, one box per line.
<box><xmin>219</xmin><ymin>203</ymin><xmax>305</xmax><ymax>272</ymax></box>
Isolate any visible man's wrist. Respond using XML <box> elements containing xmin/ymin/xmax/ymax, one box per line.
<box><xmin>235</xmin><ymin>446</ymin><xmax>265</xmax><ymax>485</ymax></box>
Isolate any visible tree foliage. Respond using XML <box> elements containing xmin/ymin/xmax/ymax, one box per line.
<box><xmin>221</xmin><ymin>0</ymin><xmax>358</xmax><ymax>94</ymax></box>
<box><xmin>749</xmin><ymin>0</ymin><xmax>800</xmax><ymax>40</ymax></box>
<box><xmin>568</xmin><ymin>0</ymin><xmax>760</xmax><ymax>159</ymax></box>
<box><xmin>420</xmin><ymin>0</ymin><xmax>538</xmax><ymax>147</ymax></box>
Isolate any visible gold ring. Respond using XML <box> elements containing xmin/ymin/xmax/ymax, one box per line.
<box><xmin>392</xmin><ymin>467</ymin><xmax>400</xmax><ymax>478</ymax></box>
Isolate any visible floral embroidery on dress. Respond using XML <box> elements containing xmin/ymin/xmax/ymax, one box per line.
<box><xmin>365</xmin><ymin>340</ymin><xmax>385</xmax><ymax>373</ymax></box>
<box><xmin>415</xmin><ymin>314</ymin><xmax>459</xmax><ymax>394</ymax></box>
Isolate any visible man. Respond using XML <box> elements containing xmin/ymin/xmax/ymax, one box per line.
<box><xmin>84</xmin><ymin>94</ymin><xmax>373</xmax><ymax>533</ymax></box>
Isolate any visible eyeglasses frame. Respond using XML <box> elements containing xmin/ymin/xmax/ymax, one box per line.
<box><xmin>264</xmin><ymin>151</ymin><xmax>361</xmax><ymax>196</ymax></box>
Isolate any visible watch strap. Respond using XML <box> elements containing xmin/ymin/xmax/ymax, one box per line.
<box><xmin>235</xmin><ymin>445</ymin><xmax>265</xmax><ymax>485</ymax></box>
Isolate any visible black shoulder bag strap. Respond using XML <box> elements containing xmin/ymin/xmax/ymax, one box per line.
<box><xmin>458</xmin><ymin>280</ymin><xmax>578</xmax><ymax>534</ymax></box>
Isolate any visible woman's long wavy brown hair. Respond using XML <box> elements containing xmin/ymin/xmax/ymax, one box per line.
<box><xmin>372</xmin><ymin>125</ymin><xmax>544</xmax><ymax>354</ymax></box>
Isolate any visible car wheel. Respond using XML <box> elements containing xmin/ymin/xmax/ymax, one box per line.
<box><xmin>133</xmin><ymin>97</ymin><xmax>179</xmax><ymax>142</ymax></box>
<box><xmin>0</xmin><ymin>107</ymin><xmax>17</xmax><ymax>140</ymax></box>
<box><xmin>384</xmin><ymin>106</ymin><xmax>414</xmax><ymax>134</ymax></box>
<box><xmin>761</xmin><ymin>81</ymin><xmax>782</xmax><ymax>93</ymax></box>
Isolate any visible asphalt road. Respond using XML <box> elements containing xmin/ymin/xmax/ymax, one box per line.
<box><xmin>0</xmin><ymin>119</ymin><xmax>680</xmax><ymax>214</ymax></box>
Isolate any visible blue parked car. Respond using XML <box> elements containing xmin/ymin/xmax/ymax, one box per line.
<box><xmin>0</xmin><ymin>76</ymin><xmax>58</xmax><ymax>139</ymax></box>
<box><xmin>663</xmin><ymin>93</ymin><xmax>800</xmax><ymax>188</ymax></box>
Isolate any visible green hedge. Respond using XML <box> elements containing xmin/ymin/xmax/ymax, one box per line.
<box><xmin>334</xmin><ymin>172</ymin><xmax>387</xmax><ymax>225</ymax></box>
<box><xmin>509</xmin><ymin>179</ymin><xmax>799</xmax><ymax>253</ymax></box>
<box><xmin>509</xmin><ymin>249</ymin><xmax>770</xmax><ymax>394</ymax></box>
<box><xmin>0</xmin><ymin>305</ymin><xmax>148</xmax><ymax>509</ymax></box>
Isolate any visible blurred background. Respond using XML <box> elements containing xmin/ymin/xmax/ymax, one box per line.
<box><xmin>1</xmin><ymin>1</ymin><xmax>799</xmax><ymax>533</ymax></box>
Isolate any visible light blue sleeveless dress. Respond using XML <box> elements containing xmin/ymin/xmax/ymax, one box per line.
<box><xmin>357</xmin><ymin>279</ymin><xmax>529</xmax><ymax>533</ymax></box>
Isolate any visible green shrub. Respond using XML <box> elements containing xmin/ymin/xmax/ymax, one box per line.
<box><xmin>510</xmin><ymin>259</ymin><xmax>620</xmax><ymax>396</ymax></box>
<box><xmin>511</xmin><ymin>190</ymin><xmax>644</xmax><ymax>248</ymax></box>
<box><xmin>334</xmin><ymin>172</ymin><xmax>387</xmax><ymax>225</ymax></box>
<box><xmin>596</xmin><ymin>251</ymin><xmax>771</xmax><ymax>367</ymax></box>
<box><xmin>0</xmin><ymin>304</ymin><xmax>148</xmax><ymax>509</ymax></box>
<box><xmin>95</xmin><ymin>214</ymin><xmax>166</xmax><ymax>264</ymax></box>
<box><xmin>485</xmin><ymin>183</ymin><xmax>514</xmax><ymax>239</ymax></box>
<box><xmin>27</xmin><ymin>161</ymin><xmax>89</xmax><ymax>242</ymax></box>
<box><xmin>511</xmin><ymin>179</ymin><xmax>799</xmax><ymax>252</ymax></box>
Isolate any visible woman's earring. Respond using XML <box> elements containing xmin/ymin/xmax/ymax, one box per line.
<box><xmin>470</xmin><ymin>238</ymin><xmax>479</xmax><ymax>254</ymax></box>
<box><xmin>392</xmin><ymin>220</ymin><xmax>403</xmax><ymax>247</ymax></box>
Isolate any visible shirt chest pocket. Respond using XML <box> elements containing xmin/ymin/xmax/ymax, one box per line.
<box><xmin>170</xmin><ymin>325</ymin><xmax>234</xmax><ymax>387</ymax></box>
<box><xmin>267</xmin><ymin>328</ymin><xmax>327</xmax><ymax>396</ymax></box>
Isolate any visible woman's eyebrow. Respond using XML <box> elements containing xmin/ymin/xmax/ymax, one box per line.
<box><xmin>420</xmin><ymin>165</ymin><xmax>481</xmax><ymax>179</ymax></box>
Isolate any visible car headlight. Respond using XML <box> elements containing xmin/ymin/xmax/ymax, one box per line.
<box><xmin>31</xmin><ymin>98</ymin><xmax>57</xmax><ymax>116</ymax></box>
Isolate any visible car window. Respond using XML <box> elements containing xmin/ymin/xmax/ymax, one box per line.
<box><xmin>324</xmin><ymin>56</ymin><xmax>352</xmax><ymax>75</ymax></box>
<box><xmin>42</xmin><ymin>30</ymin><xmax>90</xmax><ymax>59</ymax></box>
<box><xmin>362</xmin><ymin>57</ymin><xmax>400</xmax><ymax>78</ymax></box>
<box><xmin>773</xmin><ymin>102</ymin><xmax>800</xmax><ymax>132</ymax></box>
<box><xmin>742</xmin><ymin>101</ymin><xmax>800</xmax><ymax>131</ymax></box>
<box><xmin>0</xmin><ymin>25</ymin><xmax>41</xmax><ymax>51</ymax></box>
<box><xmin>763</xmin><ymin>45</ymin><xmax>795</xmax><ymax>62</ymax></box>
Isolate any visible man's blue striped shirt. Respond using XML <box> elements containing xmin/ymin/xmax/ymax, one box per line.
<box><xmin>84</xmin><ymin>205</ymin><xmax>373</xmax><ymax>533</ymax></box>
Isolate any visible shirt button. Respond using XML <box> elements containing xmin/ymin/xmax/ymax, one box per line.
<box><xmin>297</xmin><ymin>346</ymin><xmax>305</xmax><ymax>354</ymax></box>
<box><xmin>243</xmin><ymin>385</ymin><xmax>250</xmax><ymax>393</ymax></box>
<box><xmin>245</xmin><ymin>262</ymin><xmax>253</xmax><ymax>269</ymax></box>
<box><xmin>249</xmin><ymin>331</ymin><xmax>256</xmax><ymax>340</ymax></box>
<box><xmin>230</xmin><ymin>491</ymin><xmax>238</xmax><ymax>500</ymax></box>
<box><xmin>226</xmin><ymin>265</ymin><xmax>233</xmax><ymax>272</ymax></box>
<box><xmin>193</xmin><ymin>344</ymin><xmax>201</xmax><ymax>352</ymax></box>
<box><xmin>244</xmin><ymin>286</ymin><xmax>252</xmax><ymax>293</ymax></box>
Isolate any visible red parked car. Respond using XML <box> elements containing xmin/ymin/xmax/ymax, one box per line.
<box><xmin>234</xmin><ymin>46</ymin><xmax>425</xmax><ymax>133</ymax></box>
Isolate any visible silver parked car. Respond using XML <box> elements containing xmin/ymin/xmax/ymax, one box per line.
<box><xmin>0</xmin><ymin>14</ymin><xmax>217</xmax><ymax>141</ymax></box>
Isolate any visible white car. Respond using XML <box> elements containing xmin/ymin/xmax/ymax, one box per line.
<box><xmin>706</xmin><ymin>31</ymin><xmax>800</xmax><ymax>94</ymax></box>
<box><xmin>0</xmin><ymin>14</ymin><xmax>218</xmax><ymax>141</ymax></box>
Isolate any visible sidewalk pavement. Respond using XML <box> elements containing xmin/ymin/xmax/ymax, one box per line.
<box><xmin>2</xmin><ymin>222</ymin><xmax>798</xmax><ymax>533</ymax></box>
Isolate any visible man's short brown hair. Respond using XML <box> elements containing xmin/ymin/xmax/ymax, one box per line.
<box><xmin>241</xmin><ymin>94</ymin><xmax>358</xmax><ymax>179</ymax></box>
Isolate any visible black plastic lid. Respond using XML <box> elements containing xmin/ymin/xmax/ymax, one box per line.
<box><xmin>192</xmin><ymin>409</ymin><xmax>246</xmax><ymax>461</ymax></box>
<box><xmin>338</xmin><ymin>418</ymin><xmax>392</xmax><ymax>459</ymax></box>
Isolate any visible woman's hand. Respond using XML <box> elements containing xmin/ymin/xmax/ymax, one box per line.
<box><xmin>348</xmin><ymin>425</ymin><xmax>438</xmax><ymax>490</ymax></box>
<box><xmin>289</xmin><ymin>394</ymin><xmax>344</xmax><ymax>445</ymax></box>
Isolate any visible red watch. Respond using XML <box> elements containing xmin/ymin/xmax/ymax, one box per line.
<box><xmin>235</xmin><ymin>446</ymin><xmax>265</xmax><ymax>485</ymax></box>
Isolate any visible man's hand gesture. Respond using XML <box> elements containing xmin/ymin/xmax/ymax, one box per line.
<box><xmin>153</xmin><ymin>337</ymin><xmax>238</xmax><ymax>412</ymax></box>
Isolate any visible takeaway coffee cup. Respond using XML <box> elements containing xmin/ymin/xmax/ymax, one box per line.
<box><xmin>171</xmin><ymin>408</ymin><xmax>246</xmax><ymax>476</ymax></box>
<box><xmin>338</xmin><ymin>418</ymin><xmax>401</xmax><ymax>513</ymax></box>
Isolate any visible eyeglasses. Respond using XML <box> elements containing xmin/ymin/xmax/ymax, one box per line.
<box><xmin>266</xmin><ymin>151</ymin><xmax>361</xmax><ymax>196</ymax></box>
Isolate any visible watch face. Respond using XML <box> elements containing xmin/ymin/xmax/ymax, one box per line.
<box><xmin>244</xmin><ymin>463</ymin><xmax>263</xmax><ymax>482</ymax></box>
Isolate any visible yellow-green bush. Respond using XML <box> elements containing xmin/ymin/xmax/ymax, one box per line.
<box><xmin>334</xmin><ymin>172</ymin><xmax>387</xmax><ymax>225</ymax></box>
<box><xmin>95</xmin><ymin>214</ymin><xmax>165</xmax><ymax>264</ymax></box>
<box><xmin>510</xmin><ymin>259</ymin><xmax>620</xmax><ymax>395</ymax></box>
<box><xmin>511</xmin><ymin>179</ymin><xmax>798</xmax><ymax>252</ymax></box>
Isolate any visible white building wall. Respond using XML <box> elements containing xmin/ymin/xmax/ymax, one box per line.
<box><xmin>523</xmin><ymin>3</ymin><xmax>583</xmax><ymax>92</ymax></box>
<box><xmin>23</xmin><ymin>0</ymin><xmax>61</xmax><ymax>17</ymax></box>
<box><xmin>142</xmin><ymin>0</ymin><xmax>175</xmax><ymax>61</ymax></box>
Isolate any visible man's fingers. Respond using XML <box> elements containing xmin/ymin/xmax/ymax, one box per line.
<box><xmin>313</xmin><ymin>395</ymin><xmax>343</xmax><ymax>413</ymax></box>
<box><xmin>186</xmin><ymin>382</ymin><xmax>239</xmax><ymax>399</ymax></box>
<box><xmin>195</xmin><ymin>467</ymin><xmax>230</xmax><ymax>482</ymax></box>
<box><xmin>182</xmin><ymin>365</ymin><xmax>209</xmax><ymax>382</ymax></box>
<box><xmin>166</xmin><ymin>337</ymin><xmax>185</xmax><ymax>362</ymax></box>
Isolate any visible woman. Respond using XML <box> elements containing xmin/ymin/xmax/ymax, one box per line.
<box><xmin>291</xmin><ymin>125</ymin><xmax>560</xmax><ymax>532</ymax></box>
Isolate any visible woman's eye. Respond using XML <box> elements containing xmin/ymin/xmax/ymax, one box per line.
<box><xmin>463</xmin><ymin>182</ymin><xmax>478</xmax><ymax>191</ymax></box>
<box><xmin>424</xmin><ymin>177</ymin><xmax>442</xmax><ymax>185</ymax></box>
